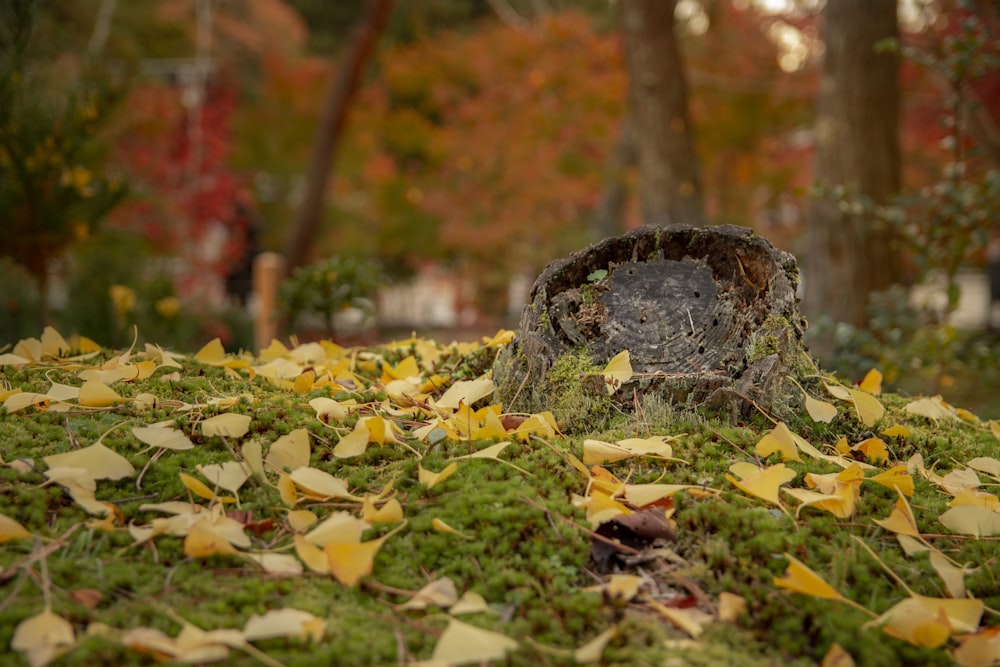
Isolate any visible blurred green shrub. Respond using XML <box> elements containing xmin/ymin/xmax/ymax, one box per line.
<box><xmin>280</xmin><ymin>256</ymin><xmax>383</xmax><ymax>338</ymax></box>
<box><xmin>0</xmin><ymin>258</ymin><xmax>42</xmax><ymax>344</ymax></box>
<box><xmin>807</xmin><ymin>285</ymin><xmax>1000</xmax><ymax>417</ymax></box>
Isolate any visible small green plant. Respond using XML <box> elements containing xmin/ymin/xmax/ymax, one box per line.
<box><xmin>279</xmin><ymin>256</ymin><xmax>384</xmax><ymax>338</ymax></box>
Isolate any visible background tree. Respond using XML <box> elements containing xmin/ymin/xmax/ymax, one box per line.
<box><xmin>803</xmin><ymin>0</ymin><xmax>902</xmax><ymax>328</ymax></box>
<box><xmin>0</xmin><ymin>1</ymin><xmax>127</xmax><ymax>323</ymax></box>
<box><xmin>283</xmin><ymin>0</ymin><xmax>394</xmax><ymax>271</ymax></box>
<box><xmin>619</xmin><ymin>0</ymin><xmax>705</xmax><ymax>227</ymax></box>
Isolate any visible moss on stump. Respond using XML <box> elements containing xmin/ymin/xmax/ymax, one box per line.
<box><xmin>494</xmin><ymin>224</ymin><xmax>810</xmax><ymax>429</ymax></box>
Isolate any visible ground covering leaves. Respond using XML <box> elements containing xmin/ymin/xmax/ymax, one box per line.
<box><xmin>1</xmin><ymin>327</ymin><xmax>998</xmax><ymax>666</ymax></box>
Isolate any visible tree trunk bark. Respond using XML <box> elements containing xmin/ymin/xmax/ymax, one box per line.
<box><xmin>804</xmin><ymin>0</ymin><xmax>901</xmax><ymax>328</ymax></box>
<box><xmin>591</xmin><ymin>116</ymin><xmax>636</xmax><ymax>241</ymax></box>
<box><xmin>619</xmin><ymin>0</ymin><xmax>705</xmax><ymax>227</ymax></box>
<box><xmin>282</xmin><ymin>0</ymin><xmax>394</xmax><ymax>271</ymax></box>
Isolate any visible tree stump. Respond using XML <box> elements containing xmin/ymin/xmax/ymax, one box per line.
<box><xmin>493</xmin><ymin>224</ymin><xmax>809</xmax><ymax>429</ymax></box>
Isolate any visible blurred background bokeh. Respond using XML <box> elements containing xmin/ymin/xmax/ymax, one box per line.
<box><xmin>1</xmin><ymin>0</ymin><xmax>999</xmax><ymax>414</ymax></box>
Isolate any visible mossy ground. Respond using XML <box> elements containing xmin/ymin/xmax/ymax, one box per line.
<box><xmin>1</xmin><ymin>334</ymin><xmax>998</xmax><ymax>666</ymax></box>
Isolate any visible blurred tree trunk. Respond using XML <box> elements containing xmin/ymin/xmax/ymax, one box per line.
<box><xmin>283</xmin><ymin>0</ymin><xmax>393</xmax><ymax>271</ymax></box>
<box><xmin>619</xmin><ymin>0</ymin><xmax>704</xmax><ymax>227</ymax></box>
<box><xmin>804</xmin><ymin>0</ymin><xmax>901</xmax><ymax>328</ymax></box>
<box><xmin>591</xmin><ymin>117</ymin><xmax>636</xmax><ymax>240</ymax></box>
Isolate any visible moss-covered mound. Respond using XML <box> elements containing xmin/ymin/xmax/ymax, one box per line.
<box><xmin>1</xmin><ymin>327</ymin><xmax>998</xmax><ymax>666</ymax></box>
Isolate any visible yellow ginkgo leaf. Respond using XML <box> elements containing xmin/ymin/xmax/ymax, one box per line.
<box><xmin>245</xmin><ymin>552</ymin><xmax>304</xmax><ymax>576</ymax></box>
<box><xmin>718</xmin><ymin>592</ymin><xmax>748</xmax><ymax>624</ymax></box>
<box><xmin>447</xmin><ymin>441</ymin><xmax>531</xmax><ymax>475</ymax></box>
<box><xmin>266</xmin><ymin>429</ymin><xmax>311</xmax><ymax>472</ymax></box>
<box><xmin>727</xmin><ymin>463</ymin><xmax>796</xmax><ymax>507</ymax></box>
<box><xmin>179</xmin><ymin>472</ymin><xmax>234</xmax><ymax>504</ymax></box>
<box><xmin>397</xmin><ymin>577</ymin><xmax>459</xmax><ymax>611</ymax></box>
<box><xmin>198</xmin><ymin>462</ymin><xmax>250</xmax><ymax>495</ymax></box>
<box><xmin>289</xmin><ymin>467</ymin><xmax>357</xmax><ymax>501</ymax></box>
<box><xmin>939</xmin><ymin>505</ymin><xmax>1000</xmax><ymax>537</ymax></box>
<box><xmin>773</xmin><ymin>554</ymin><xmax>845</xmax><ymax>601</ymax></box>
<box><xmin>967</xmin><ymin>456</ymin><xmax>1000</xmax><ymax>478</ymax></box>
<box><xmin>583</xmin><ymin>574</ymin><xmax>644</xmax><ymax>601</ymax></box>
<box><xmin>294</xmin><ymin>535</ymin><xmax>330</xmax><ymax>574</ymax></box>
<box><xmin>623</xmin><ymin>483</ymin><xmax>695</xmax><ymax>507</ymax></box>
<box><xmin>78</xmin><ymin>380</ymin><xmax>124</xmax><ymax>407</ymax></box>
<box><xmin>44</xmin><ymin>443</ymin><xmax>134</xmax><ymax>481</ymax></box>
<box><xmin>863</xmin><ymin>598</ymin><xmax>952</xmax><ymax>648</ymax></box>
<box><xmin>855</xmin><ymin>437</ymin><xmax>889</xmax><ymax>464</ymax></box>
<box><xmin>0</xmin><ymin>513</ymin><xmax>33</xmax><ymax>542</ymax></box>
<box><xmin>821</xmin><ymin>642</ymin><xmax>855</xmax><ymax>667</ymax></box>
<box><xmin>929</xmin><ymin>550</ymin><xmax>971</xmax><ymax>599</ymax></box>
<box><xmin>805</xmin><ymin>394</ymin><xmax>838</xmax><ymax>423</ymax></box>
<box><xmin>40</xmin><ymin>326</ymin><xmax>70</xmax><ymax>358</ymax></box>
<box><xmin>849</xmin><ymin>388</ymin><xmax>884</xmax><ymax>427</ymax></box>
<box><xmin>243</xmin><ymin>608</ymin><xmax>326</xmax><ymax>643</ymax></box>
<box><xmin>200</xmin><ymin>413</ymin><xmax>251</xmax><ymax>438</ymax></box>
<box><xmin>333</xmin><ymin>423</ymin><xmax>370</xmax><ymax>459</ymax></box>
<box><xmin>647</xmin><ymin>599</ymin><xmax>713</xmax><ymax>638</ymax></box>
<box><xmin>867</xmin><ymin>466</ymin><xmax>914</xmax><ymax>497</ymax></box>
<box><xmin>241</xmin><ymin>440</ymin><xmax>264</xmax><ymax>477</ymax></box>
<box><xmin>450</xmin><ymin>591</ymin><xmax>493</xmax><ymax>616</ymax></box>
<box><xmin>132</xmin><ymin>425</ymin><xmax>194</xmax><ymax>451</ymax></box>
<box><xmin>419</xmin><ymin>462</ymin><xmax>458</xmax><ymax>490</ymax></box>
<box><xmin>430</xmin><ymin>618</ymin><xmax>518</xmax><ymax>665</ymax></box>
<box><xmin>194</xmin><ymin>338</ymin><xmax>227</xmax><ymax>365</ymax></box>
<box><xmin>952</xmin><ymin>627</ymin><xmax>1000</xmax><ymax>667</ymax></box>
<box><xmin>874</xmin><ymin>492</ymin><xmax>920</xmax><ymax>537</ymax></box>
<box><xmin>755</xmin><ymin>423</ymin><xmax>802</xmax><ymax>462</ymax></box>
<box><xmin>602</xmin><ymin>349</ymin><xmax>633</xmax><ymax>395</ymax></box>
<box><xmin>432</xmin><ymin>517</ymin><xmax>473</xmax><ymax>539</ymax></box>
<box><xmin>303</xmin><ymin>512</ymin><xmax>368</xmax><ymax>547</ymax></box>
<box><xmin>859</xmin><ymin>368</ymin><xmax>883</xmax><ymax>394</ymax></box>
<box><xmin>784</xmin><ymin>485</ymin><xmax>856</xmax><ymax>519</ymax></box>
<box><xmin>184</xmin><ymin>518</ymin><xmax>239</xmax><ymax>558</ymax></box>
<box><xmin>361</xmin><ymin>496</ymin><xmax>403</xmax><ymax>523</ymax></box>
<box><xmin>881</xmin><ymin>424</ymin><xmax>911</xmax><ymax>438</ymax></box>
<box><xmin>904</xmin><ymin>396</ymin><xmax>955</xmax><ymax>421</ymax></box>
<box><xmin>309</xmin><ymin>397</ymin><xmax>346</xmax><ymax>423</ymax></box>
<box><xmin>435</xmin><ymin>378</ymin><xmax>496</xmax><ymax>411</ymax></box>
<box><xmin>326</xmin><ymin>535</ymin><xmax>390</xmax><ymax>587</ymax></box>
<box><xmin>11</xmin><ymin>608</ymin><xmax>76</xmax><ymax>667</ymax></box>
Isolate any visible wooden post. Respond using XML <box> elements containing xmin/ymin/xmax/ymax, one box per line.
<box><xmin>252</xmin><ymin>252</ymin><xmax>285</xmax><ymax>352</ymax></box>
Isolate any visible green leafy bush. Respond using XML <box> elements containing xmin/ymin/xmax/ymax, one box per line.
<box><xmin>279</xmin><ymin>256</ymin><xmax>384</xmax><ymax>337</ymax></box>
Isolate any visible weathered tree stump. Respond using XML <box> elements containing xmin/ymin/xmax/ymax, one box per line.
<box><xmin>494</xmin><ymin>224</ymin><xmax>809</xmax><ymax>429</ymax></box>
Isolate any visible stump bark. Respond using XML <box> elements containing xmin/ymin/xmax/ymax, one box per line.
<box><xmin>494</xmin><ymin>224</ymin><xmax>808</xmax><ymax>428</ymax></box>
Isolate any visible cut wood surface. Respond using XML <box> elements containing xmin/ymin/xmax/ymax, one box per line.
<box><xmin>495</xmin><ymin>224</ymin><xmax>808</xmax><ymax>424</ymax></box>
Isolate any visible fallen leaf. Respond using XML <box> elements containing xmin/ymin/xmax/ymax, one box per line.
<box><xmin>432</xmin><ymin>518</ymin><xmax>473</xmax><ymax>539</ymax></box>
<box><xmin>727</xmin><ymin>462</ymin><xmax>796</xmax><ymax>508</ymax></box>
<box><xmin>874</xmin><ymin>492</ymin><xmax>921</xmax><ymax>538</ymax></box>
<box><xmin>859</xmin><ymin>368</ymin><xmax>883</xmax><ymax>394</ymax></box>
<box><xmin>201</xmin><ymin>413</ymin><xmax>252</xmax><ymax>439</ymax></box>
<box><xmin>755</xmin><ymin>423</ymin><xmax>802</xmax><ymax>462</ymax></box>
<box><xmin>44</xmin><ymin>443</ymin><xmax>134</xmax><ymax>481</ymax></box>
<box><xmin>450</xmin><ymin>591</ymin><xmax>493</xmax><ymax>615</ymax></box>
<box><xmin>430</xmin><ymin>618</ymin><xmax>518</xmax><ymax>665</ymax></box>
<box><xmin>805</xmin><ymin>394</ymin><xmax>838</xmax><ymax>423</ymax></box>
<box><xmin>419</xmin><ymin>462</ymin><xmax>458</xmax><ymax>490</ymax></box>
<box><xmin>11</xmin><ymin>608</ymin><xmax>76</xmax><ymax>667</ymax></box>
<box><xmin>397</xmin><ymin>577</ymin><xmax>459</xmax><ymax>610</ymax></box>
<box><xmin>436</xmin><ymin>378</ymin><xmax>495</xmax><ymax>411</ymax></box>
<box><xmin>266</xmin><ymin>429</ymin><xmax>312</xmax><ymax>472</ymax></box>
<box><xmin>952</xmin><ymin>626</ymin><xmax>1000</xmax><ymax>667</ymax></box>
<box><xmin>602</xmin><ymin>350</ymin><xmax>632</xmax><ymax>395</ymax></box>
<box><xmin>821</xmin><ymin>642</ymin><xmax>855</xmax><ymax>667</ymax></box>
<box><xmin>774</xmin><ymin>554</ymin><xmax>845</xmax><ymax>601</ymax></box>
<box><xmin>718</xmin><ymin>592</ymin><xmax>747</xmax><ymax>623</ymax></box>
<box><xmin>939</xmin><ymin>505</ymin><xmax>1000</xmax><ymax>537</ymax></box>
<box><xmin>0</xmin><ymin>513</ymin><xmax>33</xmax><ymax>542</ymax></box>
<box><xmin>78</xmin><ymin>380</ymin><xmax>124</xmax><ymax>407</ymax></box>
<box><xmin>243</xmin><ymin>608</ymin><xmax>325</xmax><ymax>643</ymax></box>
<box><xmin>184</xmin><ymin>518</ymin><xmax>239</xmax><ymax>557</ymax></box>
<box><xmin>132</xmin><ymin>425</ymin><xmax>194</xmax><ymax>451</ymax></box>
